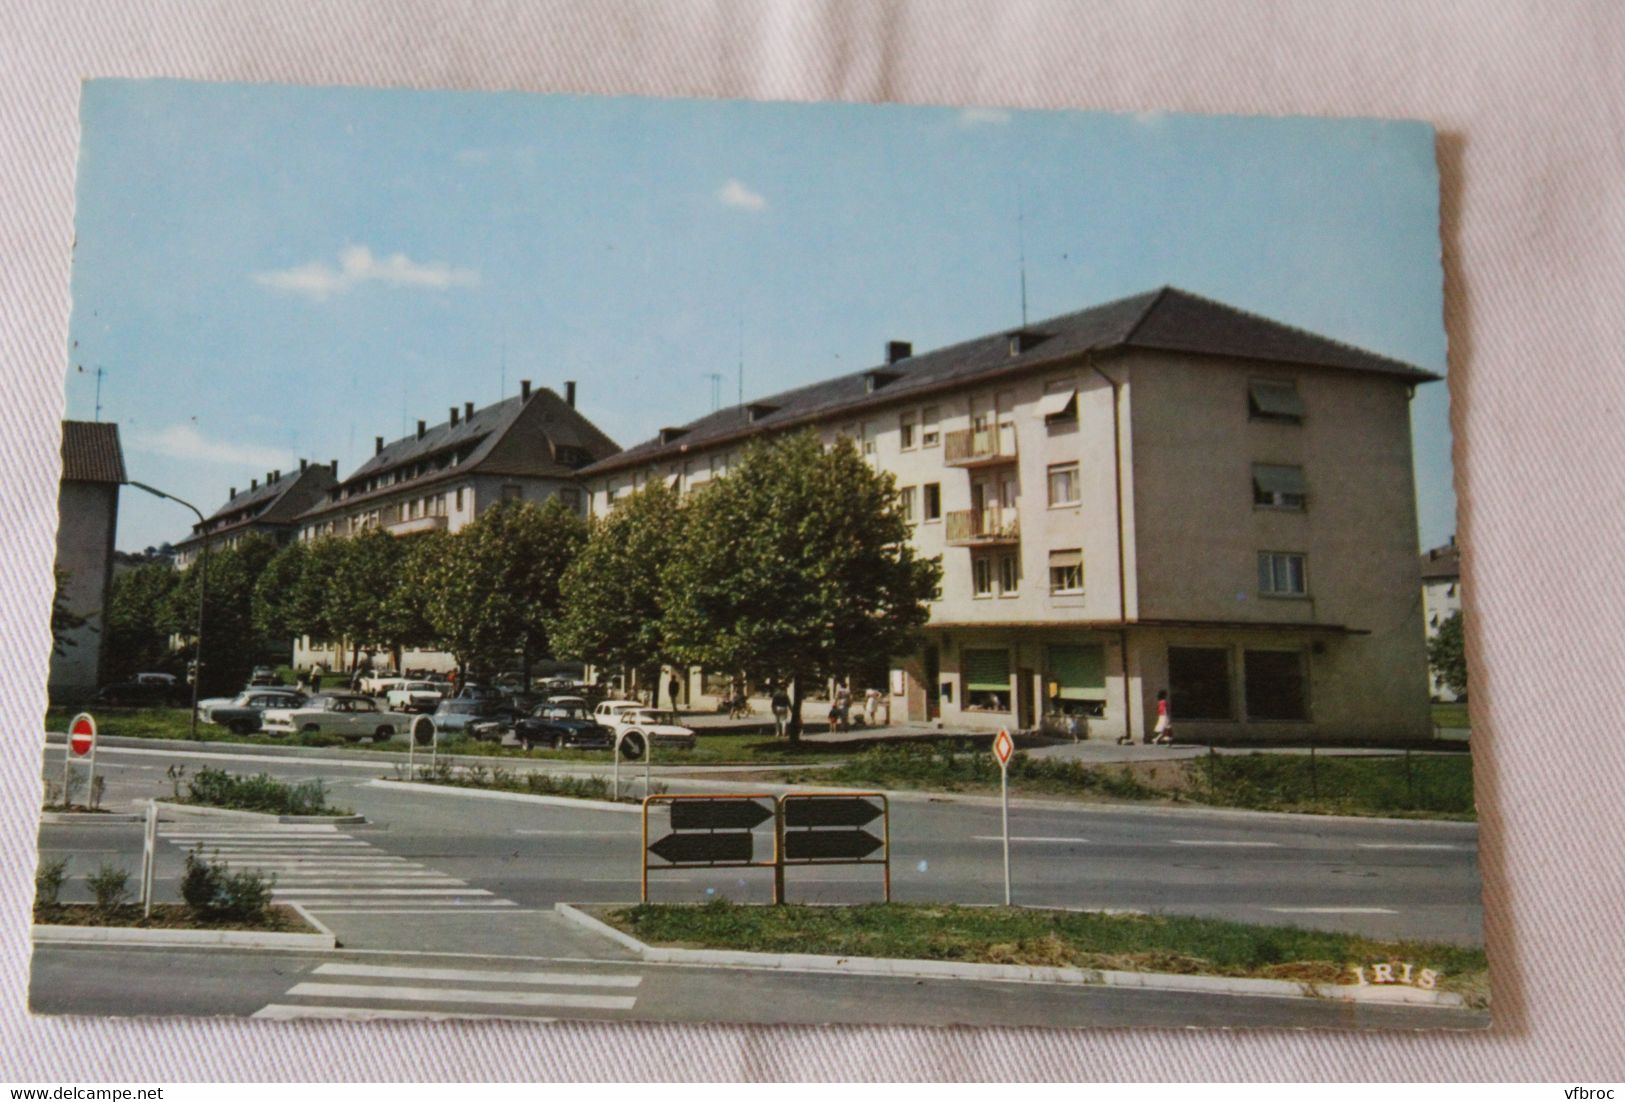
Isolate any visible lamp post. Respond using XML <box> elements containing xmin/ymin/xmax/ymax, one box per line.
<box><xmin>125</xmin><ymin>481</ymin><xmax>207</xmax><ymax>739</ymax></box>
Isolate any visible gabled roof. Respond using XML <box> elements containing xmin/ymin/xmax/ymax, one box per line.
<box><xmin>175</xmin><ymin>462</ymin><xmax>338</xmax><ymax>550</ymax></box>
<box><xmin>581</xmin><ymin>287</ymin><xmax>1438</xmax><ymax>478</ymax></box>
<box><xmin>60</xmin><ymin>421</ymin><xmax>126</xmax><ymax>484</ymax></box>
<box><xmin>1420</xmin><ymin>540</ymin><xmax>1460</xmax><ymax>581</ymax></box>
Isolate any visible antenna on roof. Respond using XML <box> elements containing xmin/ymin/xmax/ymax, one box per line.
<box><xmin>737</xmin><ymin>316</ymin><xmax>745</xmax><ymax>409</ymax></box>
<box><xmin>704</xmin><ymin>372</ymin><xmax>723</xmax><ymax>412</ymax></box>
<box><xmin>499</xmin><ymin>339</ymin><xmax>507</xmax><ymax>400</ymax></box>
<box><xmin>75</xmin><ymin>364</ymin><xmax>107</xmax><ymax>421</ymax></box>
<box><xmin>1017</xmin><ymin>197</ymin><xmax>1029</xmax><ymax>328</ymax></box>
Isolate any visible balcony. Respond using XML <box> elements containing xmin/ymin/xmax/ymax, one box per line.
<box><xmin>385</xmin><ymin>514</ymin><xmax>448</xmax><ymax>536</ymax></box>
<box><xmin>945</xmin><ymin>506</ymin><xmax>1020</xmax><ymax>546</ymax></box>
<box><xmin>943</xmin><ymin>426</ymin><xmax>1017</xmax><ymax>467</ymax></box>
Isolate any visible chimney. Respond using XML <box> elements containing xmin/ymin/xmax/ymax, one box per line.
<box><xmin>450</xmin><ymin>406</ymin><xmax>460</xmax><ymax>427</ymax></box>
<box><xmin>520</xmin><ymin>379</ymin><xmax>532</xmax><ymax>402</ymax></box>
<box><xmin>464</xmin><ymin>401</ymin><xmax>475</xmax><ymax>421</ymax></box>
<box><xmin>273</xmin><ymin>469</ymin><xmax>281</xmax><ymax>481</ymax></box>
<box><xmin>886</xmin><ymin>340</ymin><xmax>912</xmax><ymax>364</ymax></box>
<box><xmin>229</xmin><ymin>487</ymin><xmax>237</xmax><ymax>499</ymax></box>
<box><xmin>565</xmin><ymin>381</ymin><xmax>577</xmax><ymax>408</ymax></box>
<box><xmin>251</xmin><ymin>478</ymin><xmax>258</xmax><ymax>490</ymax></box>
<box><xmin>330</xmin><ymin>459</ymin><xmax>339</xmax><ymax>475</ymax></box>
<box><xmin>375</xmin><ymin>436</ymin><xmax>384</xmax><ymax>455</ymax></box>
<box><xmin>300</xmin><ymin>458</ymin><xmax>307</xmax><ymax>472</ymax></box>
<box><xmin>417</xmin><ymin>420</ymin><xmax>426</xmax><ymax>440</ymax></box>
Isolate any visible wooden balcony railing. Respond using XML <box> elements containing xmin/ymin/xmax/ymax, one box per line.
<box><xmin>943</xmin><ymin>425</ymin><xmax>1017</xmax><ymax>466</ymax></box>
<box><xmin>945</xmin><ymin>506</ymin><xmax>1020</xmax><ymax>545</ymax></box>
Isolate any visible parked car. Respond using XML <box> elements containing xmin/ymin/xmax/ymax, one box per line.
<box><xmin>603</xmin><ymin>706</ymin><xmax>697</xmax><ymax>751</ymax></box>
<box><xmin>355</xmin><ymin>671</ymin><xmax>400</xmax><ymax>696</ymax></box>
<box><xmin>454</xmin><ymin>684</ymin><xmax>505</xmax><ymax>702</ymax></box>
<box><xmin>592</xmin><ymin>699</ymin><xmax>644</xmax><ymax>725</ymax></box>
<box><xmin>433</xmin><ymin>697</ymin><xmax>521</xmax><ymax>738</ymax></box>
<box><xmin>247</xmin><ymin>666</ymin><xmax>283</xmax><ymax>686</ymax></box>
<box><xmin>260</xmin><ymin>693</ymin><xmax>411</xmax><ymax>742</ymax></box>
<box><xmin>510</xmin><ymin>698</ymin><xmax>614</xmax><ymax>750</ymax></box>
<box><xmin>94</xmin><ymin>679</ymin><xmax>180</xmax><ymax>707</ymax></box>
<box><xmin>198</xmin><ymin>688</ymin><xmax>307</xmax><ymax>733</ymax></box>
<box><xmin>385</xmin><ymin>680</ymin><xmax>445</xmax><ymax>713</ymax></box>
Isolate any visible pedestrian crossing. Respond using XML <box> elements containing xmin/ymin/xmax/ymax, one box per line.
<box><xmin>251</xmin><ymin>960</ymin><xmax>643</xmax><ymax>1021</ymax></box>
<box><xmin>159</xmin><ymin>822</ymin><xmax>519</xmax><ymax>915</ymax></box>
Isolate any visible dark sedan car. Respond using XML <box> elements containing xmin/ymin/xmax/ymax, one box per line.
<box><xmin>200</xmin><ymin>688</ymin><xmax>307</xmax><ymax>733</ymax></box>
<box><xmin>435</xmin><ymin>696</ymin><xmax>521</xmax><ymax>739</ymax></box>
<box><xmin>511</xmin><ymin>699</ymin><xmax>614</xmax><ymax>751</ymax></box>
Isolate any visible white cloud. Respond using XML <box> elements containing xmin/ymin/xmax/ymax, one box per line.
<box><xmin>717</xmin><ymin>178</ymin><xmax>768</xmax><ymax>211</ymax></box>
<box><xmin>253</xmin><ymin>245</ymin><xmax>480</xmax><ymax>300</ymax></box>
<box><xmin>958</xmin><ymin>107</ymin><xmax>1012</xmax><ymax>127</ymax></box>
<box><xmin>130</xmin><ymin>424</ymin><xmax>295</xmax><ymax>470</ymax></box>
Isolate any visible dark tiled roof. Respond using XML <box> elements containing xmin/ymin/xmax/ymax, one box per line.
<box><xmin>60</xmin><ymin>421</ymin><xmax>126</xmax><ymax>484</ymax></box>
<box><xmin>201</xmin><ymin>463</ymin><xmax>334</xmax><ymax>523</ymax></box>
<box><xmin>175</xmin><ymin>463</ymin><xmax>339</xmax><ymax>549</ymax></box>
<box><xmin>581</xmin><ymin>287</ymin><xmax>1438</xmax><ymax>477</ymax></box>
<box><xmin>1420</xmin><ymin>541</ymin><xmax>1460</xmax><ymax>580</ymax></box>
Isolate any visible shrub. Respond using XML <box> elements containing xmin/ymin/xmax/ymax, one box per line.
<box><xmin>86</xmin><ymin>862</ymin><xmax>131</xmax><ymax>912</ymax></box>
<box><xmin>184</xmin><ymin>767</ymin><xmax>336</xmax><ymax>816</ymax></box>
<box><xmin>181</xmin><ymin>846</ymin><xmax>277</xmax><ymax>923</ymax></box>
<box><xmin>35</xmin><ymin>857</ymin><xmax>68</xmax><ymax>909</ymax></box>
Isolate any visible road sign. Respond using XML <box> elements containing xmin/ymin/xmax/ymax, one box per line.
<box><xmin>671</xmin><ymin>798</ymin><xmax>774</xmax><ymax>831</ymax></box>
<box><xmin>782</xmin><ymin>795</ymin><xmax>883</xmax><ymax>828</ymax></box>
<box><xmin>993</xmin><ymin>727</ymin><xmax>1014</xmax><ymax>766</ymax></box>
<box><xmin>783</xmin><ymin>829</ymin><xmax>882</xmax><ymax>861</ymax></box>
<box><xmin>994</xmin><ymin>728</ymin><xmax>1013</xmax><ymax>904</ymax></box>
<box><xmin>69</xmin><ymin>713</ymin><xmax>96</xmax><ymax>757</ymax></box>
<box><xmin>411</xmin><ymin>715</ymin><xmax>436</xmax><ymax>747</ymax></box>
<box><xmin>648</xmin><ymin>831</ymin><xmax>755</xmax><ymax>864</ymax></box>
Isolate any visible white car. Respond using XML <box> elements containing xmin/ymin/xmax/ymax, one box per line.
<box><xmin>385</xmin><ymin>680</ymin><xmax>445</xmax><ymax>713</ymax></box>
<box><xmin>261</xmin><ymin>693</ymin><xmax>412</xmax><ymax>742</ymax></box>
<box><xmin>593</xmin><ymin>700</ymin><xmax>645</xmax><ymax>725</ymax></box>
<box><xmin>602</xmin><ymin>707</ymin><xmax>697</xmax><ymax>751</ymax></box>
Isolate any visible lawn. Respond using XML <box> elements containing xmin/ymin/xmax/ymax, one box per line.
<box><xmin>604</xmin><ymin>900</ymin><xmax>1487</xmax><ymax>1002</ymax></box>
<box><xmin>1431</xmin><ymin>702</ymin><xmax>1470</xmax><ymax>729</ymax></box>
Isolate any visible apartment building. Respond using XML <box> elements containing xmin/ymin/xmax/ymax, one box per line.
<box><xmin>51</xmin><ymin>421</ymin><xmax>125</xmax><ymax>704</ymax></box>
<box><xmin>290</xmin><ymin>380</ymin><xmax>619</xmax><ymax>671</ymax></box>
<box><xmin>1421</xmin><ymin>537</ymin><xmax>1463</xmax><ymax>702</ymax></box>
<box><xmin>172</xmin><ymin>459</ymin><xmax>339</xmax><ymax>569</ymax></box>
<box><xmin>581</xmin><ymin>287</ymin><xmax>1440</xmax><ymax>743</ymax></box>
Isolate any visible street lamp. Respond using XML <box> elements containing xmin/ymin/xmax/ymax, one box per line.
<box><xmin>125</xmin><ymin>480</ymin><xmax>207</xmax><ymax>739</ymax></box>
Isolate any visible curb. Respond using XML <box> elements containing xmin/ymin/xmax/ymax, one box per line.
<box><xmin>32</xmin><ymin>903</ymin><xmax>338</xmax><ymax>951</ymax></box>
<box><xmin>39</xmin><ymin>811</ymin><xmax>145</xmax><ymax>825</ymax></box>
<box><xmin>367</xmin><ymin>777</ymin><xmax>640</xmax><ymax>814</ymax></box>
<box><xmin>552</xmin><ymin>903</ymin><xmax>1466</xmax><ymax>1008</ymax></box>
<box><xmin>157</xmin><ymin>801</ymin><xmax>367</xmax><ymax>825</ymax></box>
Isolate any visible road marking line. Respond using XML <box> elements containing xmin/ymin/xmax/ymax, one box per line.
<box><xmin>284</xmin><ymin>982</ymin><xmax>637</xmax><ymax>1010</ymax></box>
<box><xmin>512</xmin><ymin>830</ymin><xmax>631</xmax><ymax>836</ymax></box>
<box><xmin>253</xmin><ymin>1004</ymin><xmax>558</xmax><ymax>1022</ymax></box>
<box><xmin>169</xmin><ymin>840</ymin><xmax>371</xmax><ymax>847</ymax></box>
<box><xmin>274</xmin><ymin>878</ymin><xmax>467</xmax><ymax>887</ymax></box>
<box><xmin>972</xmin><ymin>835</ymin><xmax>1090</xmax><ymax>844</ymax></box>
<box><xmin>272</xmin><ymin>888</ymin><xmax>493</xmax><ymax>896</ymax></box>
<box><xmin>294</xmin><ymin>906</ymin><xmax>528</xmax><ymax>914</ymax></box>
<box><xmin>314</xmin><ymin>963</ymin><xmax>642</xmax><ymax>988</ymax></box>
<box><xmin>1169</xmin><ymin>840</ymin><xmax>1281</xmax><ymax>848</ymax></box>
<box><xmin>1266</xmin><ymin>906</ymin><xmax>1398</xmax><ymax>914</ymax></box>
<box><xmin>1355</xmin><ymin>843</ymin><xmax>1468</xmax><ymax>851</ymax></box>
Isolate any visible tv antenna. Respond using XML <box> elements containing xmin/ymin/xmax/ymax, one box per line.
<box><xmin>76</xmin><ymin>364</ymin><xmax>107</xmax><ymax>421</ymax></box>
<box><xmin>1017</xmin><ymin>197</ymin><xmax>1029</xmax><ymax>328</ymax></box>
<box><xmin>703</xmin><ymin>372</ymin><xmax>723</xmax><ymax>412</ymax></box>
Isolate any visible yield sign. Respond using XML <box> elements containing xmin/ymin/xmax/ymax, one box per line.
<box><xmin>993</xmin><ymin>728</ymin><xmax>1014</xmax><ymax>767</ymax></box>
<box><xmin>69</xmin><ymin>713</ymin><xmax>97</xmax><ymax>757</ymax></box>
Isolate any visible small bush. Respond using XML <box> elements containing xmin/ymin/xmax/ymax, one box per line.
<box><xmin>35</xmin><ymin>857</ymin><xmax>68</xmax><ymax>909</ymax></box>
<box><xmin>181</xmin><ymin>845</ymin><xmax>277</xmax><ymax>923</ymax></box>
<box><xmin>183</xmin><ymin>767</ymin><xmax>339</xmax><ymax>816</ymax></box>
<box><xmin>86</xmin><ymin>862</ymin><xmax>131</xmax><ymax>912</ymax></box>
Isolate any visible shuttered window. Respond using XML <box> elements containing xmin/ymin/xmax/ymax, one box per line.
<box><xmin>1248</xmin><ymin>379</ymin><xmax>1306</xmax><ymax>423</ymax></box>
<box><xmin>1049</xmin><ymin>645</ymin><xmax>1106</xmax><ymax>702</ymax></box>
<box><xmin>962</xmin><ymin>649</ymin><xmax>1010</xmax><ymax>693</ymax></box>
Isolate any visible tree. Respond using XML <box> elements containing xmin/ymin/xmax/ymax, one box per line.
<box><xmin>104</xmin><ymin>562</ymin><xmax>178</xmax><ymax>679</ymax></box>
<box><xmin>420</xmin><ymin>499</ymin><xmax>588</xmax><ymax>680</ymax></box>
<box><xmin>661</xmin><ymin>433</ymin><xmax>941</xmax><ymax>739</ymax></box>
<box><xmin>378</xmin><ymin>531</ymin><xmax>444</xmax><ymax>671</ymax></box>
<box><xmin>325</xmin><ymin>527</ymin><xmax>406</xmax><ymax>670</ymax></box>
<box><xmin>252</xmin><ymin>540</ymin><xmax>309</xmax><ymax>646</ymax></box>
<box><xmin>163</xmin><ymin>534</ymin><xmax>279</xmax><ymax>693</ymax></box>
<box><xmin>552</xmin><ymin>480</ymin><xmax>684</xmax><ymax>689</ymax></box>
<box><xmin>50</xmin><ymin>568</ymin><xmax>91</xmax><ymax>657</ymax></box>
<box><xmin>1428</xmin><ymin>610</ymin><xmax>1468</xmax><ymax>699</ymax></box>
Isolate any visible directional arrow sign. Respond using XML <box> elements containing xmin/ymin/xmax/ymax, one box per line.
<box><xmin>648</xmin><ymin>831</ymin><xmax>755</xmax><ymax>865</ymax></box>
<box><xmin>783</xmin><ymin>829</ymin><xmax>883</xmax><ymax>861</ymax></box>
<box><xmin>783</xmin><ymin>796</ymin><xmax>883</xmax><ymax>828</ymax></box>
<box><xmin>670</xmin><ymin>798</ymin><xmax>774</xmax><ymax>832</ymax></box>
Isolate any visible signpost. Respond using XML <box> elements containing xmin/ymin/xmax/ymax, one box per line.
<box><xmin>62</xmin><ymin>713</ymin><xmax>97</xmax><ymax>809</ymax></box>
<box><xmin>613</xmin><ymin>729</ymin><xmax>652</xmax><ymax>801</ymax></box>
<box><xmin>409</xmin><ymin>715</ymin><xmax>437</xmax><ymax>772</ymax></box>
<box><xmin>779</xmin><ymin>793</ymin><xmax>891</xmax><ymax>902</ymax></box>
<box><xmin>993</xmin><ymin>727</ymin><xmax>1014</xmax><ymax>905</ymax></box>
<box><xmin>139</xmin><ymin>798</ymin><xmax>158</xmax><ymax>917</ymax></box>
<box><xmin>641</xmin><ymin>794</ymin><xmax>778</xmax><ymax>901</ymax></box>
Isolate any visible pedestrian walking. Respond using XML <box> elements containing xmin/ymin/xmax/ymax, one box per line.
<box><xmin>667</xmin><ymin>676</ymin><xmax>680</xmax><ymax>713</ymax></box>
<box><xmin>864</xmin><ymin>687</ymin><xmax>882</xmax><ymax>727</ymax></box>
<box><xmin>827</xmin><ymin>701</ymin><xmax>842</xmax><ymax>733</ymax></box>
<box><xmin>1149</xmin><ymin>689</ymin><xmax>1173</xmax><ymax>744</ymax></box>
<box><xmin>771</xmin><ymin>686</ymin><xmax>791</xmax><ymax>738</ymax></box>
<box><xmin>835</xmin><ymin>682</ymin><xmax>852</xmax><ymax>731</ymax></box>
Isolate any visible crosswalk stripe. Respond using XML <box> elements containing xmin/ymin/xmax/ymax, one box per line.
<box><xmin>293</xmin><ymin>907</ymin><xmax>528</xmax><ymax>914</ymax></box>
<box><xmin>1170</xmin><ymin>840</ymin><xmax>1281</xmax><ymax>848</ymax></box>
<box><xmin>314</xmin><ymin>963</ymin><xmax>643</xmax><ymax>988</ymax></box>
<box><xmin>1267</xmin><ymin>906</ymin><xmax>1398</xmax><ymax>914</ymax></box>
<box><xmin>294</xmin><ymin>900</ymin><xmax>518</xmax><ymax>909</ymax></box>
<box><xmin>272</xmin><ymin>888</ymin><xmax>493</xmax><ymax>896</ymax></box>
<box><xmin>972</xmin><ymin>835</ymin><xmax>1090</xmax><ymax>844</ymax></box>
<box><xmin>253</xmin><ymin>1004</ymin><xmax>558</xmax><ymax>1022</ymax></box>
<box><xmin>285</xmin><ymin>982</ymin><xmax>638</xmax><ymax>1010</ymax></box>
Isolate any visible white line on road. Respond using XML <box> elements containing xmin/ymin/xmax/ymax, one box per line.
<box><xmin>274</xmin><ymin>878</ymin><xmax>467</xmax><ymax>887</ymax></box>
<box><xmin>1266</xmin><ymin>906</ymin><xmax>1399</xmax><ymax>915</ymax></box>
<box><xmin>512</xmin><ymin>830</ymin><xmax>632</xmax><ymax>837</ymax></box>
<box><xmin>294</xmin><ymin>906</ymin><xmax>531</xmax><ymax>914</ymax></box>
<box><xmin>1169</xmin><ymin>840</ymin><xmax>1282</xmax><ymax>848</ymax></box>
<box><xmin>1355</xmin><ymin>843</ymin><xmax>1469</xmax><ymax>851</ymax></box>
<box><xmin>284</xmin><ymin>982</ymin><xmax>637</xmax><ymax>1011</ymax></box>
<box><xmin>295</xmin><ymin>899</ymin><xmax>517</xmax><ymax>908</ymax></box>
<box><xmin>253</xmin><ymin>1004</ymin><xmax>558</xmax><ymax>1022</ymax></box>
<box><xmin>273</xmin><ymin>888</ymin><xmax>493</xmax><ymax>896</ymax></box>
<box><xmin>314</xmin><ymin>963</ymin><xmax>643</xmax><ymax>988</ymax></box>
<box><xmin>972</xmin><ymin>835</ymin><xmax>1090</xmax><ymax>844</ymax></box>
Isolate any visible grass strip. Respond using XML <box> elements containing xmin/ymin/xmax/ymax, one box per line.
<box><xmin>33</xmin><ymin>902</ymin><xmax>313</xmax><ymax>932</ymax></box>
<box><xmin>396</xmin><ymin>761</ymin><xmax>659</xmax><ymax>804</ymax></box>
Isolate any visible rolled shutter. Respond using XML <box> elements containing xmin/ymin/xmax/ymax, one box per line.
<box><xmin>962</xmin><ymin>649</ymin><xmax>1011</xmax><ymax>693</ymax></box>
<box><xmin>1050</xmin><ymin>645</ymin><xmax>1106</xmax><ymax>701</ymax></box>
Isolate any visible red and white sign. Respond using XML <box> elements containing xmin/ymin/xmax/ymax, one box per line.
<box><xmin>993</xmin><ymin>728</ymin><xmax>1014</xmax><ymax>767</ymax></box>
<box><xmin>68</xmin><ymin>713</ymin><xmax>97</xmax><ymax>757</ymax></box>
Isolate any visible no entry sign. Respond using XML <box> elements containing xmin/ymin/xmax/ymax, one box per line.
<box><xmin>69</xmin><ymin>713</ymin><xmax>97</xmax><ymax>757</ymax></box>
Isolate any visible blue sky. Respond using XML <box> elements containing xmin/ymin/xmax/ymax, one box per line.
<box><xmin>68</xmin><ymin>80</ymin><xmax>1452</xmax><ymax>553</ymax></box>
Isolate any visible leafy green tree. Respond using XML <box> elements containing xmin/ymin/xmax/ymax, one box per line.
<box><xmin>252</xmin><ymin>540</ymin><xmax>309</xmax><ymax>646</ymax></box>
<box><xmin>104</xmin><ymin>562</ymin><xmax>178</xmax><ymax>679</ymax></box>
<box><xmin>552</xmin><ymin>481</ymin><xmax>684</xmax><ymax>689</ymax></box>
<box><xmin>163</xmin><ymin>534</ymin><xmax>279</xmax><ymax>693</ymax></box>
<box><xmin>51</xmin><ymin>568</ymin><xmax>91</xmax><ymax>657</ymax></box>
<box><xmin>325</xmin><ymin>526</ymin><xmax>406</xmax><ymax>670</ymax></box>
<box><xmin>421</xmin><ymin>499</ymin><xmax>588</xmax><ymax>681</ymax></box>
<box><xmin>661</xmin><ymin>433</ymin><xmax>941</xmax><ymax>739</ymax></box>
<box><xmin>378</xmin><ymin>531</ymin><xmax>444</xmax><ymax>671</ymax></box>
<box><xmin>1428</xmin><ymin>610</ymin><xmax>1468</xmax><ymax>699</ymax></box>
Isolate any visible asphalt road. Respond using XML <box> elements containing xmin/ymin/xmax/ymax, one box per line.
<box><xmin>32</xmin><ymin>737</ymin><xmax>1486</xmax><ymax>1027</ymax></box>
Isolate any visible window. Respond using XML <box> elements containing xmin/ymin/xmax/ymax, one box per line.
<box><xmin>998</xmin><ymin>553</ymin><xmax>1020</xmax><ymax>595</ymax></box>
<box><xmin>501</xmin><ymin>484</ymin><xmax>523</xmax><ymax>502</ymax></box>
<box><xmin>1049</xmin><ymin>549</ymin><xmax>1084</xmax><ymax>593</ymax></box>
<box><xmin>921</xmin><ymin>406</ymin><xmax>940</xmax><ymax>447</ymax></box>
<box><xmin>1168</xmin><ymin>646</ymin><xmax>1233</xmax><ymax>720</ymax></box>
<box><xmin>1252</xmin><ymin>464</ymin><xmax>1308</xmax><ymax>510</ymax></box>
<box><xmin>899</xmin><ymin>412</ymin><xmax>916</xmax><ymax>450</ymax></box>
<box><xmin>1249</xmin><ymin>379</ymin><xmax>1306</xmax><ymax>424</ymax></box>
<box><xmin>899</xmin><ymin>486</ymin><xmax>917</xmax><ymax>523</ymax></box>
<box><xmin>1258</xmin><ymin>551</ymin><xmax>1308</xmax><ymax>596</ymax></box>
<box><xmin>1047</xmin><ymin>462</ymin><xmax>1081</xmax><ymax>507</ymax></box>
<box><xmin>559</xmin><ymin>488</ymin><xmax>582</xmax><ymax>511</ymax></box>
<box><xmin>455</xmin><ymin>487</ymin><xmax>464</xmax><ymax>511</ymax></box>
<box><xmin>1038</xmin><ymin>387</ymin><xmax>1078</xmax><ymax>422</ymax></box>
<box><xmin>962</xmin><ymin>648</ymin><xmax>1011</xmax><ymax>712</ymax></box>
<box><xmin>972</xmin><ymin>556</ymin><xmax>994</xmax><ymax>597</ymax></box>
<box><xmin>1048</xmin><ymin>645</ymin><xmax>1106</xmax><ymax>706</ymax></box>
<box><xmin>923</xmin><ymin>482</ymin><xmax>942</xmax><ymax>522</ymax></box>
<box><xmin>1244</xmin><ymin>650</ymin><xmax>1308</xmax><ymax>721</ymax></box>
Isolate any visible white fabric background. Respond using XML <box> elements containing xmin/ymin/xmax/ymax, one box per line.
<box><xmin>2</xmin><ymin>0</ymin><xmax>1622</xmax><ymax>1082</ymax></box>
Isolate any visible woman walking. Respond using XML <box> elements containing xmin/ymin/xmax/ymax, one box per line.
<box><xmin>1149</xmin><ymin>689</ymin><xmax>1173</xmax><ymax>744</ymax></box>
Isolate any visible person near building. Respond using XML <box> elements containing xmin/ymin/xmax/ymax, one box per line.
<box><xmin>1150</xmin><ymin>690</ymin><xmax>1173</xmax><ymax>745</ymax></box>
<box><xmin>667</xmin><ymin>676</ymin><xmax>680</xmax><ymax>713</ymax></box>
<box><xmin>771</xmin><ymin>685</ymin><xmax>791</xmax><ymax>737</ymax></box>
<box><xmin>864</xmin><ymin>686</ymin><xmax>882</xmax><ymax>727</ymax></box>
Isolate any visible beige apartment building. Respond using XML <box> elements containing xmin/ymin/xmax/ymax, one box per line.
<box><xmin>172</xmin><ymin>459</ymin><xmax>339</xmax><ymax>569</ymax></box>
<box><xmin>1420</xmin><ymin>538</ymin><xmax>1463</xmax><ymax>702</ymax></box>
<box><xmin>51</xmin><ymin>421</ymin><xmax>125</xmax><ymax>704</ymax></box>
<box><xmin>581</xmin><ymin>287</ymin><xmax>1440</xmax><ymax>743</ymax></box>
